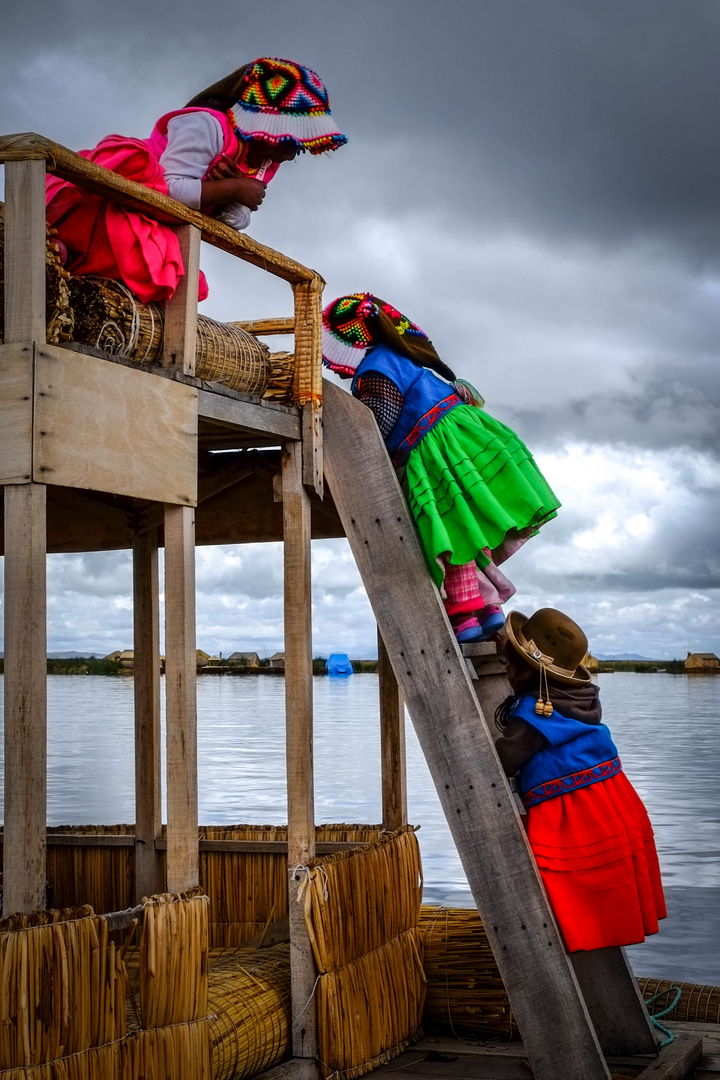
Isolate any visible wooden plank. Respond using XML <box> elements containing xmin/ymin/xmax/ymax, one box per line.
<box><xmin>0</xmin><ymin>343</ymin><xmax>33</xmax><ymax>484</ymax></box>
<box><xmin>164</xmin><ymin>504</ymin><xmax>199</xmax><ymax>893</ymax></box>
<box><xmin>323</xmin><ymin>380</ymin><xmax>613</xmax><ymax>1080</ymax></box>
<box><xmin>463</xmin><ymin>645</ymin><xmax>514</xmax><ymax>742</ymax></box>
<box><xmin>634</xmin><ymin>1032</ymin><xmax>703</xmax><ymax>1079</ymax></box>
<box><xmin>162</xmin><ymin>224</ymin><xmax>200</xmax><ymax>375</ymax></box>
<box><xmin>3</xmin><ymin>158</ymin><xmax>46</xmax><ymax>343</ymax></box>
<box><xmin>0</xmin><ymin>132</ymin><xmax>315</xmax><ymax>284</ymax></box>
<box><xmin>282</xmin><ymin>439</ymin><xmax>318</xmax><ymax>1060</ymax></box>
<box><xmin>3</xmin><ymin>483</ymin><xmax>47</xmax><ymax>915</ymax></box>
<box><xmin>32</xmin><ymin>344</ymin><xmax>198</xmax><ymax>504</ymax></box>
<box><xmin>197</xmin><ymin>386</ymin><xmax>301</xmax><ymax>440</ymax></box>
<box><xmin>43</xmin><ymin>834</ymin><xmax>136</xmax><ymax>847</ymax></box>
<box><xmin>572</xmin><ymin>947</ymin><xmax>659</xmax><ymax>1055</ymax></box>
<box><xmin>232</xmin><ymin>317</ymin><xmax>295</xmax><ymax>336</ymax></box>
<box><xmin>155</xmin><ymin>839</ymin><xmax>370</xmax><ymax>853</ymax></box>
<box><xmin>136</xmin><ymin>459</ymin><xmax>255</xmax><ymax>536</ymax></box>
<box><xmin>378</xmin><ymin>628</ymin><xmax>407</xmax><ymax>831</ymax></box>
<box><xmin>293</xmin><ymin>277</ymin><xmax>324</xmax><ymax>495</ymax></box>
<box><xmin>133</xmin><ymin>528</ymin><xmax>164</xmax><ymax>901</ymax></box>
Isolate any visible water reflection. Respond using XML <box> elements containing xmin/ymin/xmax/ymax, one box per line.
<box><xmin>0</xmin><ymin>671</ymin><xmax>718</xmax><ymax>981</ymax></box>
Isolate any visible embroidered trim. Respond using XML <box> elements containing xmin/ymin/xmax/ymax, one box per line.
<box><xmin>392</xmin><ymin>393</ymin><xmax>462</xmax><ymax>466</ymax></box>
<box><xmin>522</xmin><ymin>756</ymin><xmax>622</xmax><ymax>808</ymax></box>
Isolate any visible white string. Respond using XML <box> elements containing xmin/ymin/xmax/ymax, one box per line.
<box><xmin>289</xmin><ymin>864</ymin><xmax>329</xmax><ymax>901</ymax></box>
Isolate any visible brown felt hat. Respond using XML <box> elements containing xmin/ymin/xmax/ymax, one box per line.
<box><xmin>505</xmin><ymin>608</ymin><xmax>592</xmax><ymax>685</ymax></box>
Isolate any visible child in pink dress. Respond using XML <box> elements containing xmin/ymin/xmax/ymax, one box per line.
<box><xmin>46</xmin><ymin>58</ymin><xmax>347</xmax><ymax>303</ymax></box>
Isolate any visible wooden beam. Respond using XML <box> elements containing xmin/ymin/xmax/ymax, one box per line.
<box><xmin>135</xmin><ymin>460</ymin><xmax>255</xmax><ymax>536</ymax></box>
<box><xmin>133</xmin><ymin>528</ymin><xmax>164</xmax><ymax>901</ymax></box>
<box><xmin>571</xmin><ymin>947</ymin><xmax>659</xmax><ymax>1055</ymax></box>
<box><xmin>0</xmin><ymin>132</ymin><xmax>315</xmax><ymax>284</ymax></box>
<box><xmin>293</xmin><ymin>278</ymin><xmax>324</xmax><ymax>496</ymax></box>
<box><xmin>162</xmin><ymin>224</ymin><xmax>200</xmax><ymax>376</ymax></box>
<box><xmin>378</xmin><ymin>628</ymin><xmax>407</xmax><ymax>831</ymax></box>
<box><xmin>231</xmin><ymin>317</ymin><xmax>295</xmax><ymax>336</ymax></box>
<box><xmin>323</xmin><ymin>381</ymin><xmax>614</xmax><ymax>1080</ymax></box>
<box><xmin>282</xmin><ymin>439</ymin><xmax>318</xmax><ymax>1061</ymax></box>
<box><xmin>164</xmin><ymin>504</ymin><xmax>199</xmax><ymax>893</ymax></box>
<box><xmin>633</xmin><ymin>1032</ymin><xmax>703</xmax><ymax>1080</ymax></box>
<box><xmin>3</xmin><ymin>158</ymin><xmax>46</xmax><ymax>343</ymax></box>
<box><xmin>3</xmin><ymin>483</ymin><xmax>47</xmax><ymax>915</ymax></box>
<box><xmin>197</xmin><ymin>386</ymin><xmax>301</xmax><ymax>440</ymax></box>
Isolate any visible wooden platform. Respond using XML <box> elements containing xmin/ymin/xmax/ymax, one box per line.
<box><xmin>375</xmin><ymin>1025</ymin><xmax>716</xmax><ymax>1080</ymax></box>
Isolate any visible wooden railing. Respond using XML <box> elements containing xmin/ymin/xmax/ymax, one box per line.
<box><xmin>0</xmin><ymin>131</ymin><xmax>325</xmax><ymax>492</ymax></box>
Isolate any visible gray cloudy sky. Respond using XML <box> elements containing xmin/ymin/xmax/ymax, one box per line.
<box><xmin>2</xmin><ymin>0</ymin><xmax>719</xmax><ymax>658</ymax></box>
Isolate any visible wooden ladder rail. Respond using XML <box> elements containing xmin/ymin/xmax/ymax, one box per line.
<box><xmin>322</xmin><ymin>378</ymin><xmax>662</xmax><ymax>1080</ymax></box>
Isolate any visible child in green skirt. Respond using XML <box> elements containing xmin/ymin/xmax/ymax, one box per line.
<box><xmin>321</xmin><ymin>294</ymin><xmax>560</xmax><ymax>642</ymax></box>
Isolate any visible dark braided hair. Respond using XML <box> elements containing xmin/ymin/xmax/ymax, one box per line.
<box><xmin>495</xmin><ymin>694</ymin><xmax>523</xmax><ymax>732</ymax></box>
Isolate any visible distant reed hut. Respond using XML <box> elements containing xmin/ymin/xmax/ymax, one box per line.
<box><xmin>228</xmin><ymin>651</ymin><xmax>261</xmax><ymax>669</ymax></box>
<box><xmin>685</xmin><ymin>652</ymin><xmax>720</xmax><ymax>674</ymax></box>
<box><xmin>268</xmin><ymin>652</ymin><xmax>285</xmax><ymax>671</ymax></box>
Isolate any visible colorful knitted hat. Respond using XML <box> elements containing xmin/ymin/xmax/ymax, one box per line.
<box><xmin>322</xmin><ymin>293</ymin><xmax>456</xmax><ymax>381</ymax></box>
<box><xmin>225</xmin><ymin>58</ymin><xmax>347</xmax><ymax>154</ymax></box>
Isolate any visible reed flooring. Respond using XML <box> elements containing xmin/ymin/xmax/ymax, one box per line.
<box><xmin>374</xmin><ymin>1024</ymin><xmax>720</xmax><ymax>1079</ymax></box>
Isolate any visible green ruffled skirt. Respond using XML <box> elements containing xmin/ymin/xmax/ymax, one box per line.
<box><xmin>402</xmin><ymin>403</ymin><xmax>560</xmax><ymax>587</ymax></box>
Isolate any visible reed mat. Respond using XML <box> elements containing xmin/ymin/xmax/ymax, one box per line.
<box><xmin>200</xmin><ymin>824</ymin><xmax>385</xmax><ymax>949</ymax></box>
<box><xmin>0</xmin><ymin>206</ymin><xmax>75</xmax><ymax>346</ymax></box>
<box><xmin>139</xmin><ymin>890</ymin><xmax>208</xmax><ymax>1030</ymax></box>
<box><xmin>0</xmin><ymin>906</ymin><xmax>126</xmax><ymax>1070</ymax></box>
<box><xmin>0</xmin><ymin>1039</ymin><xmax>120</xmax><ymax>1079</ymax></box>
<box><xmin>316</xmin><ymin>928</ymin><xmax>426</xmax><ymax>1080</ymax></box>
<box><xmin>637</xmin><ymin>977</ymin><xmax>720</xmax><ymax>1024</ymax></box>
<box><xmin>45</xmin><ymin>825</ymin><xmax>135</xmax><ymax>915</ymax></box>
<box><xmin>127</xmin><ymin>1019</ymin><xmax>211</xmax><ymax>1080</ymax></box>
<box><xmin>208</xmin><ymin>944</ymin><xmax>291</xmax><ymax>1080</ymax></box>
<box><xmin>305</xmin><ymin>826</ymin><xmax>423</xmax><ymax>973</ymax></box>
<box><xmin>420</xmin><ymin>905</ymin><xmax>516</xmax><ymax>1038</ymax></box>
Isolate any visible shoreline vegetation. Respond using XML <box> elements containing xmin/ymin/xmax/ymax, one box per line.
<box><xmin>0</xmin><ymin>658</ymin><xmax>698</xmax><ymax>676</ymax></box>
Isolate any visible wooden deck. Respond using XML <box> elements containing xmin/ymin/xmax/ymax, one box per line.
<box><xmin>375</xmin><ymin>1026</ymin><xmax>720</xmax><ymax>1080</ymax></box>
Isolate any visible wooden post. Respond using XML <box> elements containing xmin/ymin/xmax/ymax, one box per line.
<box><xmin>164</xmin><ymin>504</ymin><xmax>199</xmax><ymax>893</ymax></box>
<box><xmin>3</xmin><ymin>484</ymin><xmax>47</xmax><ymax>915</ymax></box>
<box><xmin>378</xmin><ymin>628</ymin><xmax>407</xmax><ymax>831</ymax></box>
<box><xmin>133</xmin><ymin>527</ymin><xmax>164</xmax><ymax>901</ymax></box>
<box><xmin>162</xmin><ymin>224</ymin><xmax>200</xmax><ymax>376</ymax></box>
<box><xmin>282</xmin><ymin>440</ymin><xmax>318</xmax><ymax>1065</ymax></box>
<box><xmin>3</xmin><ymin>159</ymin><xmax>46</xmax><ymax>344</ymax></box>
<box><xmin>293</xmin><ymin>277</ymin><xmax>324</xmax><ymax>497</ymax></box>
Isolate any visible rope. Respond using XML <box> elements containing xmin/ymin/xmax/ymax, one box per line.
<box><xmin>645</xmin><ymin>985</ymin><xmax>682</xmax><ymax>1047</ymax></box>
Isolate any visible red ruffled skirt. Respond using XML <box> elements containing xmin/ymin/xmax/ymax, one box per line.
<box><xmin>526</xmin><ymin>771</ymin><xmax>666</xmax><ymax>953</ymax></box>
<box><xmin>46</xmin><ymin>135</ymin><xmax>207</xmax><ymax>303</ymax></box>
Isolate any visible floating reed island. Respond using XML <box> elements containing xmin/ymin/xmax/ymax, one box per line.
<box><xmin>1</xmin><ymin>132</ymin><xmax>715</xmax><ymax>1080</ymax></box>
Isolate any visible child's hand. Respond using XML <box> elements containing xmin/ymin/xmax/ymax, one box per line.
<box><xmin>201</xmin><ymin>156</ymin><xmax>266</xmax><ymax>213</ymax></box>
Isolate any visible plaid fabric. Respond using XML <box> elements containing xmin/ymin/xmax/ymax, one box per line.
<box><xmin>442</xmin><ymin>556</ymin><xmax>516</xmax><ymax>615</ymax></box>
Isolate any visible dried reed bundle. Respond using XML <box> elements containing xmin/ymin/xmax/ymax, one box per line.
<box><xmin>316</xmin><ymin>928</ymin><xmax>426</xmax><ymax>1080</ymax></box>
<box><xmin>0</xmin><ymin>206</ymin><xmax>75</xmax><ymax>346</ymax></box>
<box><xmin>305</xmin><ymin>827</ymin><xmax>422</xmax><ymax>973</ymax></box>
<box><xmin>262</xmin><ymin>352</ymin><xmax>294</xmax><ymax>404</ymax></box>
<box><xmin>637</xmin><ymin>977</ymin><xmax>720</xmax><ymax>1025</ymax></box>
<box><xmin>68</xmin><ymin>277</ymin><xmax>271</xmax><ymax>396</ymax></box>
<box><xmin>139</xmin><ymin>891</ymin><xmax>208</xmax><ymax>1029</ymax></box>
<box><xmin>208</xmin><ymin>944</ymin><xmax>291</xmax><ymax>1080</ymax></box>
<box><xmin>0</xmin><ymin>908</ymin><xmax>126</xmax><ymax>1070</ymax></box>
<box><xmin>0</xmin><ymin>1039</ymin><xmax>121</xmax><ymax>1080</ymax></box>
<box><xmin>46</xmin><ymin>826</ymin><xmax>135</xmax><ymax>915</ymax></box>
<box><xmin>128</xmin><ymin>1020</ymin><xmax>211</xmax><ymax>1080</ymax></box>
<box><xmin>420</xmin><ymin>905</ymin><xmax>516</xmax><ymax>1038</ymax></box>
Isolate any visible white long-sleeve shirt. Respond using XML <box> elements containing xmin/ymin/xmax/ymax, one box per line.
<box><xmin>159</xmin><ymin>111</ymin><xmax>252</xmax><ymax>231</ymax></box>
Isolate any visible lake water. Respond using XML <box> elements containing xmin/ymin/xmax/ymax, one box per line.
<box><xmin>0</xmin><ymin>671</ymin><xmax>718</xmax><ymax>985</ymax></box>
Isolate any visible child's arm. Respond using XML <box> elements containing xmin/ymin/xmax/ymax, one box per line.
<box><xmin>160</xmin><ymin>113</ymin><xmax>265</xmax><ymax>218</ymax></box>
<box><xmin>495</xmin><ymin>717</ymin><xmax>546</xmax><ymax>777</ymax></box>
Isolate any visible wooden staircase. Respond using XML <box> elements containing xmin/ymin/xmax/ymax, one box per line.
<box><xmin>322</xmin><ymin>378</ymin><xmax>701</xmax><ymax>1080</ymax></box>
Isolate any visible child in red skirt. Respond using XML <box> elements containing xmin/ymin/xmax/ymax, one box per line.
<box><xmin>494</xmin><ymin>607</ymin><xmax>666</xmax><ymax>952</ymax></box>
<box><xmin>46</xmin><ymin>58</ymin><xmax>347</xmax><ymax>303</ymax></box>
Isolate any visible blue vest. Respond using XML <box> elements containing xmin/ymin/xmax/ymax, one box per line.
<box><xmin>352</xmin><ymin>345</ymin><xmax>461</xmax><ymax>465</ymax></box>
<box><xmin>511</xmin><ymin>695</ymin><xmax>621</xmax><ymax>808</ymax></box>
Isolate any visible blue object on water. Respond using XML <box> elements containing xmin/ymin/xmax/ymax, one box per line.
<box><xmin>326</xmin><ymin>653</ymin><xmax>354</xmax><ymax>676</ymax></box>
